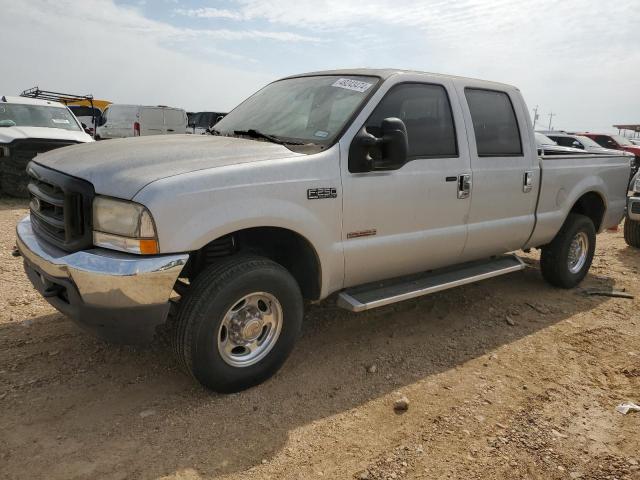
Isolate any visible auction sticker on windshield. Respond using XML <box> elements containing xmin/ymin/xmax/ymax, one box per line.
<box><xmin>332</xmin><ymin>78</ymin><xmax>373</xmax><ymax>93</ymax></box>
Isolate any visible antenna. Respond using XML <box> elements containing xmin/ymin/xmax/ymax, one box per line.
<box><xmin>532</xmin><ymin>105</ymin><xmax>539</xmax><ymax>128</ymax></box>
<box><xmin>547</xmin><ymin>112</ymin><xmax>555</xmax><ymax>130</ymax></box>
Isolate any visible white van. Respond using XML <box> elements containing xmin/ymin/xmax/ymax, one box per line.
<box><xmin>96</xmin><ymin>104</ymin><xmax>187</xmax><ymax>139</ymax></box>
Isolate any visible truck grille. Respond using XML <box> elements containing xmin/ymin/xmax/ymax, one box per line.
<box><xmin>27</xmin><ymin>162</ymin><xmax>95</xmax><ymax>252</ymax></box>
<box><xmin>631</xmin><ymin>201</ymin><xmax>640</xmax><ymax>215</ymax></box>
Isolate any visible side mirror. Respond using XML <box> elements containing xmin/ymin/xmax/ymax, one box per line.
<box><xmin>349</xmin><ymin>117</ymin><xmax>409</xmax><ymax>173</ymax></box>
<box><xmin>572</xmin><ymin>141</ymin><xmax>584</xmax><ymax>149</ymax></box>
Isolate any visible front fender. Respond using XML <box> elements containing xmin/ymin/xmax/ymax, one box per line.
<box><xmin>133</xmin><ymin>149</ymin><xmax>344</xmax><ymax>298</ymax></box>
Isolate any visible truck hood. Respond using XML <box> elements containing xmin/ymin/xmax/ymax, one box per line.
<box><xmin>540</xmin><ymin>144</ymin><xmax>584</xmax><ymax>154</ymax></box>
<box><xmin>589</xmin><ymin>147</ymin><xmax>631</xmax><ymax>155</ymax></box>
<box><xmin>0</xmin><ymin>126</ymin><xmax>93</xmax><ymax>144</ymax></box>
<box><xmin>34</xmin><ymin>134</ymin><xmax>303</xmax><ymax>199</ymax></box>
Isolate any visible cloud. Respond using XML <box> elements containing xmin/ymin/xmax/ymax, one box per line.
<box><xmin>174</xmin><ymin>7</ymin><xmax>244</xmax><ymax>20</ymax></box>
<box><xmin>0</xmin><ymin>0</ymin><xmax>277</xmax><ymax>111</ymax></box>
<box><xmin>176</xmin><ymin>0</ymin><xmax>640</xmax><ymax>131</ymax></box>
<box><xmin>3</xmin><ymin>0</ymin><xmax>639</xmax><ymax>132</ymax></box>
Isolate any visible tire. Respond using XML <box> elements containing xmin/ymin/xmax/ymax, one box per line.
<box><xmin>540</xmin><ymin>213</ymin><xmax>596</xmax><ymax>288</ymax></box>
<box><xmin>624</xmin><ymin>217</ymin><xmax>640</xmax><ymax>248</ymax></box>
<box><xmin>173</xmin><ymin>255</ymin><xmax>303</xmax><ymax>393</ymax></box>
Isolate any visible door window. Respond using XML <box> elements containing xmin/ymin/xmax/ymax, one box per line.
<box><xmin>465</xmin><ymin>89</ymin><xmax>522</xmax><ymax>156</ymax></box>
<box><xmin>365</xmin><ymin>83</ymin><xmax>458</xmax><ymax>158</ymax></box>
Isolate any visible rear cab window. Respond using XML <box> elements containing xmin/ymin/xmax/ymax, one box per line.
<box><xmin>464</xmin><ymin>88</ymin><xmax>522</xmax><ymax>156</ymax></box>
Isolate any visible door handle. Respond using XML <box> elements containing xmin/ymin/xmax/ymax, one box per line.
<box><xmin>167</xmin><ymin>129</ymin><xmax>175</xmax><ymax>132</ymax></box>
<box><xmin>458</xmin><ymin>174</ymin><xmax>472</xmax><ymax>199</ymax></box>
<box><xmin>523</xmin><ymin>171</ymin><xmax>533</xmax><ymax>193</ymax></box>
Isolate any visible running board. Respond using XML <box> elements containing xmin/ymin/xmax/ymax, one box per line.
<box><xmin>337</xmin><ymin>255</ymin><xmax>525</xmax><ymax>312</ymax></box>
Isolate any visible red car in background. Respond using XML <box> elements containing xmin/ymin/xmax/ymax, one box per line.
<box><xmin>578</xmin><ymin>133</ymin><xmax>640</xmax><ymax>173</ymax></box>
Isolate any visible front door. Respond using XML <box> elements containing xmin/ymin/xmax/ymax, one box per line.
<box><xmin>341</xmin><ymin>78</ymin><xmax>472</xmax><ymax>287</ymax></box>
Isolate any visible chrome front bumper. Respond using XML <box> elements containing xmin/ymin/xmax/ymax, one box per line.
<box><xmin>16</xmin><ymin>216</ymin><xmax>188</xmax><ymax>342</ymax></box>
<box><xmin>628</xmin><ymin>195</ymin><xmax>640</xmax><ymax>222</ymax></box>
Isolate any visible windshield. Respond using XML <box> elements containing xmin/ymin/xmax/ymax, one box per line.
<box><xmin>189</xmin><ymin>112</ymin><xmax>223</xmax><ymax>129</ymax></box>
<box><xmin>535</xmin><ymin>133</ymin><xmax>557</xmax><ymax>146</ymax></box>
<box><xmin>0</xmin><ymin>103</ymin><xmax>81</xmax><ymax>131</ymax></box>
<box><xmin>213</xmin><ymin>75</ymin><xmax>380</xmax><ymax>148</ymax></box>
<box><xmin>575</xmin><ymin>135</ymin><xmax>603</xmax><ymax>149</ymax></box>
<box><xmin>68</xmin><ymin>106</ymin><xmax>101</xmax><ymax>118</ymax></box>
<box><xmin>612</xmin><ymin>134</ymin><xmax>633</xmax><ymax>146</ymax></box>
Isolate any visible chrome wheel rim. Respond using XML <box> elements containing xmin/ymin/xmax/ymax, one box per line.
<box><xmin>568</xmin><ymin>231</ymin><xmax>588</xmax><ymax>274</ymax></box>
<box><xmin>217</xmin><ymin>292</ymin><xmax>283</xmax><ymax>368</ymax></box>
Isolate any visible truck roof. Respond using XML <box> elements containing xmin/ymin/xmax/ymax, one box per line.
<box><xmin>1</xmin><ymin>96</ymin><xmax>67</xmax><ymax>108</ymax></box>
<box><xmin>284</xmin><ymin>68</ymin><xmax>517</xmax><ymax>90</ymax></box>
<box><xmin>106</xmin><ymin>104</ymin><xmax>184</xmax><ymax>111</ymax></box>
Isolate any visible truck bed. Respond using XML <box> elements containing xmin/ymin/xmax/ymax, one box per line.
<box><xmin>527</xmin><ymin>153</ymin><xmax>630</xmax><ymax>248</ymax></box>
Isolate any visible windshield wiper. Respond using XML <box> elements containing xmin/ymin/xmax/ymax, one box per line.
<box><xmin>232</xmin><ymin>129</ymin><xmax>304</xmax><ymax>146</ymax></box>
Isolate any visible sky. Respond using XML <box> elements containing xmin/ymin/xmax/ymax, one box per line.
<box><xmin>2</xmin><ymin>0</ymin><xmax>639</xmax><ymax>133</ymax></box>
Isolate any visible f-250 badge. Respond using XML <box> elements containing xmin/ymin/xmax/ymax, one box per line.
<box><xmin>307</xmin><ymin>187</ymin><xmax>337</xmax><ymax>200</ymax></box>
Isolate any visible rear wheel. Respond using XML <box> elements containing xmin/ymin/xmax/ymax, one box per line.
<box><xmin>624</xmin><ymin>217</ymin><xmax>640</xmax><ymax>248</ymax></box>
<box><xmin>172</xmin><ymin>255</ymin><xmax>303</xmax><ymax>393</ymax></box>
<box><xmin>540</xmin><ymin>213</ymin><xmax>596</xmax><ymax>288</ymax></box>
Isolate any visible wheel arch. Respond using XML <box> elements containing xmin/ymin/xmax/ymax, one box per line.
<box><xmin>569</xmin><ymin>190</ymin><xmax>606</xmax><ymax>232</ymax></box>
<box><xmin>187</xmin><ymin>226</ymin><xmax>323</xmax><ymax>301</ymax></box>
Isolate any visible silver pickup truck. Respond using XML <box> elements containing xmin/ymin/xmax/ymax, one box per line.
<box><xmin>16</xmin><ymin>69</ymin><xmax>631</xmax><ymax>392</ymax></box>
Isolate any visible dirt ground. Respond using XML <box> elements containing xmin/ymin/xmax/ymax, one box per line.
<box><xmin>0</xmin><ymin>197</ymin><xmax>638</xmax><ymax>480</ymax></box>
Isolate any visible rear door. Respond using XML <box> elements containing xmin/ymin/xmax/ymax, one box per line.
<box><xmin>140</xmin><ymin>107</ymin><xmax>164</xmax><ymax>135</ymax></box>
<box><xmin>454</xmin><ymin>82</ymin><xmax>539</xmax><ymax>260</ymax></box>
<box><xmin>163</xmin><ymin>108</ymin><xmax>186</xmax><ymax>135</ymax></box>
<box><xmin>341</xmin><ymin>77</ymin><xmax>472</xmax><ymax>287</ymax></box>
<box><xmin>101</xmin><ymin>105</ymin><xmax>138</xmax><ymax>138</ymax></box>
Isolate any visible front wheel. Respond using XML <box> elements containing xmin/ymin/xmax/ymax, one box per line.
<box><xmin>173</xmin><ymin>255</ymin><xmax>303</xmax><ymax>393</ymax></box>
<box><xmin>540</xmin><ymin>213</ymin><xmax>596</xmax><ymax>288</ymax></box>
<box><xmin>624</xmin><ymin>217</ymin><xmax>640</xmax><ymax>248</ymax></box>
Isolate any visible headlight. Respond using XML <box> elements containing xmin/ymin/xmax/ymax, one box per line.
<box><xmin>92</xmin><ymin>196</ymin><xmax>159</xmax><ymax>254</ymax></box>
<box><xmin>634</xmin><ymin>177</ymin><xmax>640</xmax><ymax>194</ymax></box>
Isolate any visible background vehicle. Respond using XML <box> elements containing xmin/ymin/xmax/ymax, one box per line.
<box><xmin>96</xmin><ymin>104</ymin><xmax>187</xmax><ymax>139</ymax></box>
<box><xmin>625</xmin><ymin>171</ymin><xmax>640</xmax><ymax>247</ymax></box>
<box><xmin>187</xmin><ymin>111</ymin><xmax>226</xmax><ymax>135</ymax></box>
<box><xmin>67</xmin><ymin>100</ymin><xmax>111</xmax><ymax>137</ymax></box>
<box><xmin>535</xmin><ymin>132</ymin><xmax>584</xmax><ymax>155</ymax></box>
<box><xmin>545</xmin><ymin>132</ymin><xmax>630</xmax><ymax>155</ymax></box>
<box><xmin>17</xmin><ymin>69</ymin><xmax>630</xmax><ymax>393</ymax></box>
<box><xmin>578</xmin><ymin>133</ymin><xmax>640</xmax><ymax>174</ymax></box>
<box><xmin>630</xmin><ymin>139</ymin><xmax>640</xmax><ymax>146</ymax></box>
<box><xmin>0</xmin><ymin>95</ymin><xmax>92</xmax><ymax>197</ymax></box>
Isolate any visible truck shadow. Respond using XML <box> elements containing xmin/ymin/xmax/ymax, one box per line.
<box><xmin>0</xmin><ymin>261</ymin><xmax>616</xmax><ymax>479</ymax></box>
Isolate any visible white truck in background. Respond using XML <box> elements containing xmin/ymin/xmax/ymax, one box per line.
<box><xmin>16</xmin><ymin>69</ymin><xmax>631</xmax><ymax>393</ymax></box>
<box><xmin>0</xmin><ymin>96</ymin><xmax>93</xmax><ymax>197</ymax></box>
<box><xmin>96</xmin><ymin>104</ymin><xmax>187</xmax><ymax>139</ymax></box>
